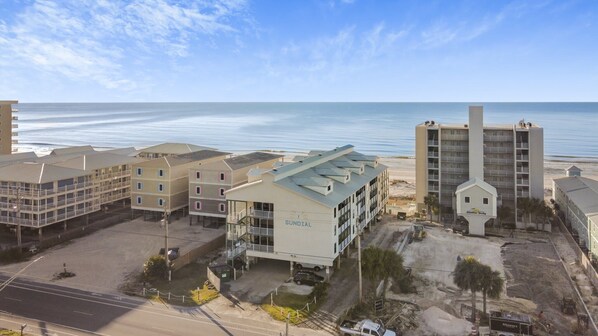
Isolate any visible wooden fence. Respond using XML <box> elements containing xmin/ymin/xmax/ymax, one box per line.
<box><xmin>171</xmin><ymin>233</ymin><xmax>225</xmax><ymax>271</ymax></box>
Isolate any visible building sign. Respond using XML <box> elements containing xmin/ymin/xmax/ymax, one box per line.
<box><xmin>285</xmin><ymin>219</ymin><xmax>311</xmax><ymax>227</ymax></box>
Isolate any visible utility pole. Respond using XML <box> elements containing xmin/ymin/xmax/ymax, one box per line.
<box><xmin>162</xmin><ymin>203</ymin><xmax>171</xmax><ymax>282</ymax></box>
<box><xmin>12</xmin><ymin>186</ymin><xmax>23</xmax><ymax>248</ymax></box>
<box><xmin>358</xmin><ymin>233</ymin><xmax>363</xmax><ymax>302</ymax></box>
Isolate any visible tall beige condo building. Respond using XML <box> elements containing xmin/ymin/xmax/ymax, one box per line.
<box><xmin>0</xmin><ymin>100</ymin><xmax>18</xmax><ymax>155</ymax></box>
<box><xmin>131</xmin><ymin>149</ymin><xmax>229</xmax><ymax>217</ymax></box>
<box><xmin>189</xmin><ymin>152</ymin><xmax>282</xmax><ymax>226</ymax></box>
<box><xmin>415</xmin><ymin>106</ymin><xmax>544</xmax><ymax>226</ymax></box>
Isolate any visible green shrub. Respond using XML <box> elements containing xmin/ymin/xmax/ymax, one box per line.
<box><xmin>143</xmin><ymin>255</ymin><xmax>167</xmax><ymax>279</ymax></box>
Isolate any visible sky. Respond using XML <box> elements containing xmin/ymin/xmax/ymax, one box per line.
<box><xmin>0</xmin><ymin>0</ymin><xmax>597</xmax><ymax>102</ymax></box>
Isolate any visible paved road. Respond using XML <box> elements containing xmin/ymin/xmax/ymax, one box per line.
<box><xmin>0</xmin><ymin>275</ymin><xmax>319</xmax><ymax>336</ymax></box>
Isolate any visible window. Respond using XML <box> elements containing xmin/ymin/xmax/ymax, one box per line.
<box><xmin>136</xmin><ymin>196</ymin><xmax>142</xmax><ymax>204</ymax></box>
<box><xmin>219</xmin><ymin>188</ymin><xmax>225</xmax><ymax>196</ymax></box>
<box><xmin>465</xmin><ymin>196</ymin><xmax>470</xmax><ymax>203</ymax></box>
<box><xmin>136</xmin><ymin>168</ymin><xmax>143</xmax><ymax>176</ymax></box>
<box><xmin>334</xmin><ymin>243</ymin><xmax>337</xmax><ymax>254</ymax></box>
<box><xmin>158</xmin><ymin>184</ymin><xmax>164</xmax><ymax>192</ymax></box>
<box><xmin>158</xmin><ymin>169</ymin><xmax>164</xmax><ymax>177</ymax></box>
<box><xmin>483</xmin><ymin>197</ymin><xmax>489</xmax><ymax>205</ymax></box>
<box><xmin>327</xmin><ymin>185</ymin><xmax>331</xmax><ymax>191</ymax></box>
<box><xmin>195</xmin><ymin>201</ymin><xmax>201</xmax><ymax>210</ymax></box>
<box><xmin>219</xmin><ymin>203</ymin><xmax>225</xmax><ymax>212</ymax></box>
<box><xmin>136</xmin><ymin>182</ymin><xmax>143</xmax><ymax>190</ymax></box>
<box><xmin>196</xmin><ymin>186</ymin><xmax>201</xmax><ymax>195</ymax></box>
<box><xmin>158</xmin><ymin>198</ymin><xmax>164</xmax><ymax>206</ymax></box>
<box><xmin>196</xmin><ymin>171</ymin><xmax>201</xmax><ymax>179</ymax></box>
<box><xmin>334</xmin><ymin>208</ymin><xmax>337</xmax><ymax>218</ymax></box>
<box><xmin>220</xmin><ymin>172</ymin><xmax>225</xmax><ymax>181</ymax></box>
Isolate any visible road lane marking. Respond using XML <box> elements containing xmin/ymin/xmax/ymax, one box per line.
<box><xmin>73</xmin><ymin>310</ymin><xmax>93</xmax><ymax>316</ymax></box>
<box><xmin>4</xmin><ymin>297</ymin><xmax>21</xmax><ymax>302</ymax></box>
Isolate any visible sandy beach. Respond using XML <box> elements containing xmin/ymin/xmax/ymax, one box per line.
<box><xmin>380</xmin><ymin>157</ymin><xmax>598</xmax><ymax>199</ymax></box>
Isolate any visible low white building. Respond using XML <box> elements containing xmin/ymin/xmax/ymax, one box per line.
<box><xmin>225</xmin><ymin>145</ymin><xmax>389</xmax><ymax>274</ymax></box>
<box><xmin>553</xmin><ymin>167</ymin><xmax>598</xmax><ymax>258</ymax></box>
<box><xmin>455</xmin><ymin>178</ymin><xmax>497</xmax><ymax>236</ymax></box>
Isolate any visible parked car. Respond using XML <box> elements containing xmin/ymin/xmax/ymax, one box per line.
<box><xmin>158</xmin><ymin>247</ymin><xmax>180</xmax><ymax>260</ymax></box>
<box><xmin>293</xmin><ymin>272</ymin><xmax>324</xmax><ymax>286</ymax></box>
<box><xmin>294</xmin><ymin>262</ymin><xmax>324</xmax><ymax>272</ymax></box>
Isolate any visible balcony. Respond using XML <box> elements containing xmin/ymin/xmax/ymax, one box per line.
<box><xmin>12</xmin><ymin>116</ymin><xmax>18</xmax><ymax>121</ymax></box>
<box><xmin>250</xmin><ymin>209</ymin><xmax>274</xmax><ymax>219</ymax></box>
<box><xmin>441</xmin><ymin>157</ymin><xmax>468</xmax><ymax>163</ymax></box>
<box><xmin>428</xmin><ymin>185</ymin><xmax>439</xmax><ymax>192</ymax></box>
<box><xmin>428</xmin><ymin>174</ymin><xmax>439</xmax><ymax>181</ymax></box>
<box><xmin>428</xmin><ymin>162</ymin><xmax>439</xmax><ymax>169</ymax></box>
<box><xmin>247</xmin><ymin>243</ymin><xmax>274</xmax><ymax>253</ymax></box>
<box><xmin>428</xmin><ymin>151</ymin><xmax>439</xmax><ymax>158</ymax></box>
<box><xmin>11</xmin><ymin>108</ymin><xmax>18</xmax><ymax>113</ymax></box>
<box><xmin>517</xmin><ymin>191</ymin><xmax>530</xmax><ymax>198</ymax></box>
<box><xmin>11</xmin><ymin>140</ymin><xmax>18</xmax><ymax>144</ymax></box>
<box><xmin>516</xmin><ymin>167</ymin><xmax>529</xmax><ymax>173</ymax></box>
<box><xmin>484</xmin><ymin>146</ymin><xmax>512</xmax><ymax>154</ymax></box>
<box><xmin>12</xmin><ymin>124</ymin><xmax>18</xmax><ymax>129</ymax></box>
<box><xmin>442</xmin><ymin>145</ymin><xmax>469</xmax><ymax>152</ymax></box>
<box><xmin>516</xmin><ymin>179</ymin><xmax>529</xmax><ymax>186</ymax></box>
<box><xmin>516</xmin><ymin>155</ymin><xmax>529</xmax><ymax>161</ymax></box>
<box><xmin>516</xmin><ymin>142</ymin><xmax>529</xmax><ymax>149</ymax></box>
<box><xmin>484</xmin><ymin>134</ymin><xmax>513</xmax><ymax>142</ymax></box>
<box><xmin>227</xmin><ymin>242</ymin><xmax>247</xmax><ymax>259</ymax></box>
<box><xmin>248</xmin><ymin>226</ymin><xmax>274</xmax><ymax>236</ymax></box>
<box><xmin>484</xmin><ymin>168</ymin><xmax>512</xmax><ymax>177</ymax></box>
<box><xmin>11</xmin><ymin>132</ymin><xmax>18</xmax><ymax>137</ymax></box>
<box><xmin>427</xmin><ymin>139</ymin><xmax>439</xmax><ymax>146</ymax></box>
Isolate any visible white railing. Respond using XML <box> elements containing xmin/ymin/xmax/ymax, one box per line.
<box><xmin>428</xmin><ymin>151</ymin><xmax>439</xmax><ymax>158</ymax></box>
<box><xmin>517</xmin><ymin>179</ymin><xmax>529</xmax><ymax>185</ymax></box>
<box><xmin>247</xmin><ymin>243</ymin><xmax>274</xmax><ymax>253</ymax></box>
<box><xmin>248</xmin><ymin>226</ymin><xmax>274</xmax><ymax>236</ymax></box>
<box><xmin>226</xmin><ymin>242</ymin><xmax>247</xmax><ymax>259</ymax></box>
<box><xmin>442</xmin><ymin>145</ymin><xmax>468</xmax><ymax>152</ymax></box>
<box><xmin>516</xmin><ymin>155</ymin><xmax>529</xmax><ymax>161</ymax></box>
<box><xmin>484</xmin><ymin>135</ymin><xmax>513</xmax><ymax>142</ymax></box>
<box><xmin>517</xmin><ymin>192</ymin><xmax>530</xmax><ymax>198</ymax></box>
<box><xmin>250</xmin><ymin>209</ymin><xmax>274</xmax><ymax>219</ymax></box>
<box><xmin>228</xmin><ymin>208</ymin><xmax>247</xmax><ymax>223</ymax></box>
<box><xmin>484</xmin><ymin>147</ymin><xmax>512</xmax><ymax>154</ymax></box>
<box><xmin>427</xmin><ymin>139</ymin><xmax>439</xmax><ymax>146</ymax></box>
<box><xmin>517</xmin><ymin>167</ymin><xmax>529</xmax><ymax>173</ymax></box>
<box><xmin>516</xmin><ymin>143</ymin><xmax>529</xmax><ymax>149</ymax></box>
<box><xmin>441</xmin><ymin>157</ymin><xmax>468</xmax><ymax>163</ymax></box>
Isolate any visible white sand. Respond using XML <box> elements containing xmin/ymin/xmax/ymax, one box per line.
<box><xmin>421</xmin><ymin>306</ymin><xmax>473</xmax><ymax>336</ymax></box>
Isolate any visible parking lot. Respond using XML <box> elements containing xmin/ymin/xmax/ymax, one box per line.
<box><xmin>0</xmin><ymin>215</ymin><xmax>224</xmax><ymax>294</ymax></box>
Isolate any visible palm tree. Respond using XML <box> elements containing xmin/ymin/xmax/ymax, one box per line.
<box><xmin>453</xmin><ymin>256</ymin><xmax>484</xmax><ymax>323</ymax></box>
<box><xmin>362</xmin><ymin>247</ymin><xmax>407</xmax><ymax>298</ymax></box>
<box><xmin>517</xmin><ymin>197</ymin><xmax>536</xmax><ymax>228</ymax></box>
<box><xmin>536</xmin><ymin>201</ymin><xmax>553</xmax><ymax>231</ymax></box>
<box><xmin>497</xmin><ymin>205</ymin><xmax>512</xmax><ymax>228</ymax></box>
<box><xmin>424</xmin><ymin>194</ymin><xmax>439</xmax><ymax>222</ymax></box>
<box><xmin>479</xmin><ymin>265</ymin><xmax>504</xmax><ymax>316</ymax></box>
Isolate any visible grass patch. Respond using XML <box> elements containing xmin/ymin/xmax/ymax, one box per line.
<box><xmin>143</xmin><ymin>262</ymin><xmax>218</xmax><ymax>306</ymax></box>
<box><xmin>261</xmin><ymin>284</ymin><xmax>328</xmax><ymax>324</ymax></box>
<box><xmin>0</xmin><ymin>329</ymin><xmax>25</xmax><ymax>336</ymax></box>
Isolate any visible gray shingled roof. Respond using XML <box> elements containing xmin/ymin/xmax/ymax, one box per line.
<box><xmin>224</xmin><ymin>152</ymin><xmax>282</xmax><ymax>170</ymax></box>
<box><xmin>0</xmin><ymin>162</ymin><xmax>88</xmax><ymax>183</ymax></box>
<box><xmin>139</xmin><ymin>143</ymin><xmax>215</xmax><ymax>155</ymax></box>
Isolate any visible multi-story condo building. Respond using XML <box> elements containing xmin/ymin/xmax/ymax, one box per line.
<box><xmin>0</xmin><ymin>147</ymin><xmax>143</xmax><ymax>239</ymax></box>
<box><xmin>416</xmin><ymin>106</ymin><xmax>543</xmax><ymax>227</ymax></box>
<box><xmin>189</xmin><ymin>152</ymin><xmax>283</xmax><ymax>226</ymax></box>
<box><xmin>0</xmin><ymin>162</ymin><xmax>98</xmax><ymax>237</ymax></box>
<box><xmin>131</xmin><ymin>150</ymin><xmax>229</xmax><ymax>218</ymax></box>
<box><xmin>0</xmin><ymin>100</ymin><xmax>18</xmax><ymax>155</ymax></box>
<box><xmin>553</xmin><ymin>167</ymin><xmax>598</xmax><ymax>259</ymax></box>
<box><xmin>137</xmin><ymin>143</ymin><xmax>214</xmax><ymax>159</ymax></box>
<box><xmin>225</xmin><ymin>145</ymin><xmax>389</xmax><ymax>275</ymax></box>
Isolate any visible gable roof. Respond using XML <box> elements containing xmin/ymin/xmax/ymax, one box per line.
<box><xmin>0</xmin><ymin>162</ymin><xmax>88</xmax><ymax>183</ymax></box>
<box><xmin>456</xmin><ymin>177</ymin><xmax>498</xmax><ymax>197</ymax></box>
<box><xmin>0</xmin><ymin>152</ymin><xmax>38</xmax><ymax>166</ymax></box>
<box><xmin>136</xmin><ymin>150</ymin><xmax>229</xmax><ymax>168</ymax></box>
<box><xmin>554</xmin><ymin>176</ymin><xmax>598</xmax><ymax>224</ymax></box>
<box><xmin>138</xmin><ymin>143</ymin><xmax>215</xmax><ymax>155</ymax></box>
<box><xmin>52</xmin><ymin>152</ymin><xmax>143</xmax><ymax>171</ymax></box>
<box><xmin>223</xmin><ymin>152</ymin><xmax>282</xmax><ymax>170</ymax></box>
<box><xmin>50</xmin><ymin>145</ymin><xmax>95</xmax><ymax>156</ymax></box>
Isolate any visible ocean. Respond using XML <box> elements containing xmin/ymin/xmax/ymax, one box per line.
<box><xmin>12</xmin><ymin>102</ymin><xmax>598</xmax><ymax>158</ymax></box>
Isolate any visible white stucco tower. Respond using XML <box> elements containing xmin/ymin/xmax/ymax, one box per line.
<box><xmin>455</xmin><ymin>106</ymin><xmax>497</xmax><ymax>236</ymax></box>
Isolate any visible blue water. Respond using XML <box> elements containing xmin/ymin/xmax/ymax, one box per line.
<box><xmin>13</xmin><ymin>103</ymin><xmax>598</xmax><ymax>158</ymax></box>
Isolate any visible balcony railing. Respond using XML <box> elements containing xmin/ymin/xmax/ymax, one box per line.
<box><xmin>12</xmin><ymin>124</ymin><xmax>18</xmax><ymax>129</ymax></box>
<box><xmin>484</xmin><ymin>158</ymin><xmax>513</xmax><ymax>165</ymax></box>
<box><xmin>516</xmin><ymin>142</ymin><xmax>529</xmax><ymax>149</ymax></box>
<box><xmin>442</xmin><ymin>145</ymin><xmax>469</xmax><ymax>152</ymax></box>
<box><xmin>248</xmin><ymin>226</ymin><xmax>274</xmax><ymax>236</ymax></box>
<box><xmin>517</xmin><ymin>192</ymin><xmax>530</xmax><ymax>198</ymax></box>
<box><xmin>11</xmin><ymin>132</ymin><xmax>18</xmax><ymax>137</ymax></box>
<box><xmin>484</xmin><ymin>135</ymin><xmax>513</xmax><ymax>142</ymax></box>
<box><xmin>12</xmin><ymin>116</ymin><xmax>18</xmax><ymax>121</ymax></box>
<box><xmin>247</xmin><ymin>243</ymin><xmax>274</xmax><ymax>253</ymax></box>
<box><xmin>516</xmin><ymin>167</ymin><xmax>529</xmax><ymax>173</ymax></box>
<box><xmin>250</xmin><ymin>209</ymin><xmax>274</xmax><ymax>219</ymax></box>
<box><xmin>429</xmin><ymin>174</ymin><xmax>439</xmax><ymax>181</ymax></box>
<box><xmin>484</xmin><ymin>147</ymin><xmax>512</xmax><ymax>154</ymax></box>
<box><xmin>428</xmin><ymin>162</ymin><xmax>439</xmax><ymax>169</ymax></box>
<box><xmin>441</xmin><ymin>157</ymin><xmax>468</xmax><ymax>163</ymax></box>
<box><xmin>428</xmin><ymin>185</ymin><xmax>439</xmax><ymax>192</ymax></box>
<box><xmin>516</xmin><ymin>179</ymin><xmax>529</xmax><ymax>185</ymax></box>
<box><xmin>428</xmin><ymin>151</ymin><xmax>439</xmax><ymax>158</ymax></box>
<box><xmin>11</xmin><ymin>108</ymin><xmax>18</xmax><ymax>113</ymax></box>
<box><xmin>0</xmin><ymin>182</ymin><xmax>94</xmax><ymax>197</ymax></box>
<box><xmin>226</xmin><ymin>242</ymin><xmax>247</xmax><ymax>259</ymax></box>
<box><xmin>427</xmin><ymin>139</ymin><xmax>439</xmax><ymax>146</ymax></box>
<box><xmin>516</xmin><ymin>155</ymin><xmax>529</xmax><ymax>161</ymax></box>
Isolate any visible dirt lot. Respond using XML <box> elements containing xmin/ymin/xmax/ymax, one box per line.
<box><xmin>0</xmin><ymin>216</ymin><xmax>224</xmax><ymax>294</ymax></box>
